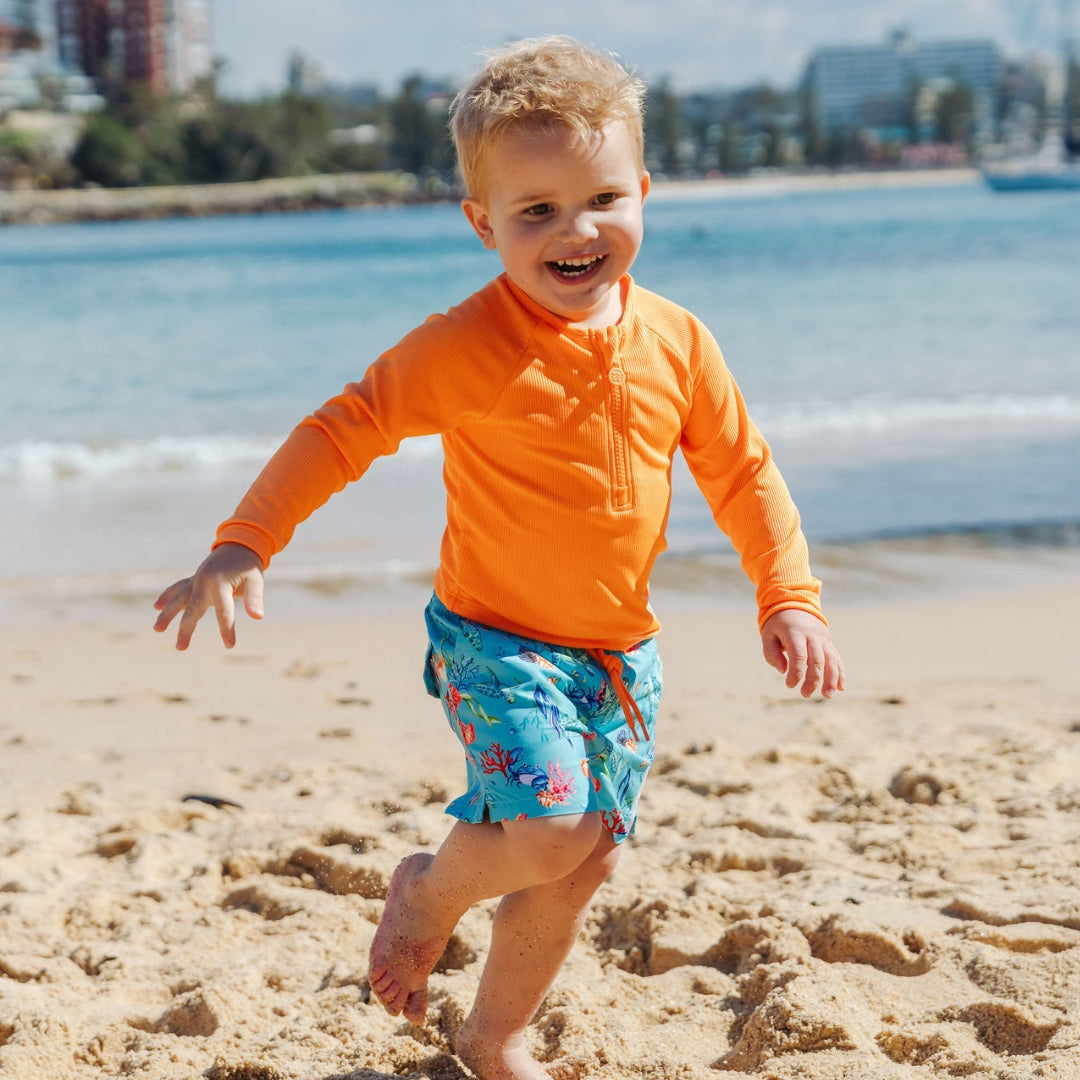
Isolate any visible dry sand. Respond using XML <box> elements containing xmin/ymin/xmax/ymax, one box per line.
<box><xmin>2</xmin><ymin>580</ymin><xmax>1079</xmax><ymax>1079</ymax></box>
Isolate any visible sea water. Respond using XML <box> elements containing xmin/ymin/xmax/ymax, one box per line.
<box><xmin>2</xmin><ymin>178</ymin><xmax>1079</xmax><ymax>619</ymax></box>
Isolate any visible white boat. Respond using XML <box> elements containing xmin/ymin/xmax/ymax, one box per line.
<box><xmin>983</xmin><ymin>0</ymin><xmax>1080</xmax><ymax>191</ymax></box>
<box><xmin>982</xmin><ymin>136</ymin><xmax>1080</xmax><ymax>191</ymax></box>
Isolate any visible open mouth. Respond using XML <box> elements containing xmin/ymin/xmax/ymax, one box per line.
<box><xmin>548</xmin><ymin>255</ymin><xmax>606</xmax><ymax>280</ymax></box>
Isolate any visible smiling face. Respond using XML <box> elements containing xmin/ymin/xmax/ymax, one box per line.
<box><xmin>462</xmin><ymin>122</ymin><xmax>650</xmax><ymax>329</ymax></box>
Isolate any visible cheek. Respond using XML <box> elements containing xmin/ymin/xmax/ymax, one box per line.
<box><xmin>501</xmin><ymin>229</ymin><xmax>544</xmax><ymax>264</ymax></box>
<box><xmin>621</xmin><ymin>217</ymin><xmax>645</xmax><ymax>252</ymax></box>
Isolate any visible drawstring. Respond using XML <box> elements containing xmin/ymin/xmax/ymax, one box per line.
<box><xmin>587</xmin><ymin>649</ymin><xmax>649</xmax><ymax>743</ymax></box>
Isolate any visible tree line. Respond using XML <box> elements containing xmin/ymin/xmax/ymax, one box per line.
<box><xmin>1</xmin><ymin>73</ymin><xmax>456</xmax><ymax>190</ymax></box>
<box><xmin>2</xmin><ymin>59</ymin><xmax>1072</xmax><ymax>191</ymax></box>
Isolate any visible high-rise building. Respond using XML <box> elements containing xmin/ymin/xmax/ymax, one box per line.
<box><xmin>803</xmin><ymin>30</ymin><xmax>1001</xmax><ymax>133</ymax></box>
<box><xmin>0</xmin><ymin>0</ymin><xmax>55</xmax><ymax>54</ymax></box>
<box><xmin>56</xmin><ymin>0</ymin><xmax>210</xmax><ymax>94</ymax></box>
<box><xmin>163</xmin><ymin>0</ymin><xmax>210</xmax><ymax>94</ymax></box>
<box><xmin>0</xmin><ymin>19</ymin><xmax>17</xmax><ymax>54</ymax></box>
<box><xmin>0</xmin><ymin>0</ymin><xmax>101</xmax><ymax>110</ymax></box>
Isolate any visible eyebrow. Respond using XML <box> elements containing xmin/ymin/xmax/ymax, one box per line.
<box><xmin>509</xmin><ymin>181</ymin><xmax>630</xmax><ymax>207</ymax></box>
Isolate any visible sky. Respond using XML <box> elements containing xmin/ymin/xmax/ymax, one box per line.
<box><xmin>210</xmin><ymin>0</ymin><xmax>1069</xmax><ymax>98</ymax></box>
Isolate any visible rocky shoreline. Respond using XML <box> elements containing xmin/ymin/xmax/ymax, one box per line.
<box><xmin>0</xmin><ymin>170</ymin><xmax>449</xmax><ymax>226</ymax></box>
<box><xmin>0</xmin><ymin>166</ymin><xmax>983</xmax><ymax>227</ymax></box>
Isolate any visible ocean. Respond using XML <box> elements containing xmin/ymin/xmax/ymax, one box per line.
<box><xmin>2</xmin><ymin>176</ymin><xmax>1079</xmax><ymax>622</ymax></box>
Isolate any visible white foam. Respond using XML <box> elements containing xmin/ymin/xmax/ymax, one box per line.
<box><xmin>1</xmin><ymin>396</ymin><xmax>1075</xmax><ymax>487</ymax></box>
<box><xmin>0</xmin><ymin>432</ymin><xmax>443</xmax><ymax>485</ymax></box>
<box><xmin>0</xmin><ymin>435</ymin><xmax>280</xmax><ymax>484</ymax></box>
<box><xmin>756</xmin><ymin>393</ymin><xmax>1080</xmax><ymax>443</ymax></box>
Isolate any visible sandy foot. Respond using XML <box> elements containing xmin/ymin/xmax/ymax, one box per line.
<box><xmin>367</xmin><ymin>852</ymin><xmax>453</xmax><ymax>1023</ymax></box>
<box><xmin>456</xmin><ymin>1022</ymin><xmax>551</xmax><ymax>1080</ymax></box>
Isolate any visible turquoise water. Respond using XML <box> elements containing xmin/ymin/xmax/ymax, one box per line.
<box><xmin>2</xmin><ymin>178</ymin><xmax>1079</xmax><ymax>610</ymax></box>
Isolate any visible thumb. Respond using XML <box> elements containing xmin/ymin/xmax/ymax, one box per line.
<box><xmin>241</xmin><ymin>572</ymin><xmax>265</xmax><ymax>620</ymax></box>
<box><xmin>762</xmin><ymin>632</ymin><xmax>788</xmax><ymax>674</ymax></box>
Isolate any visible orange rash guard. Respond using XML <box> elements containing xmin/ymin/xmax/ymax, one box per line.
<box><xmin>214</xmin><ymin>274</ymin><xmax>823</xmax><ymax>651</ymax></box>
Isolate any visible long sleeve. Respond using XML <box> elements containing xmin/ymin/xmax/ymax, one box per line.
<box><xmin>213</xmin><ymin>274</ymin><xmax>823</xmax><ymax>649</ymax></box>
<box><xmin>214</xmin><ymin>280</ymin><xmax>529</xmax><ymax>567</ymax></box>
<box><xmin>677</xmin><ymin>319</ymin><xmax>823</xmax><ymax>630</ymax></box>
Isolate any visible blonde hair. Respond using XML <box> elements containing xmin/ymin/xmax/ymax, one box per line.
<box><xmin>449</xmin><ymin>36</ymin><xmax>647</xmax><ymax>199</ymax></box>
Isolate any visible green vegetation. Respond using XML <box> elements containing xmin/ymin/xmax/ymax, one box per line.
<box><xmin>67</xmin><ymin>80</ymin><xmax>396</xmax><ymax>188</ymax></box>
<box><xmin>0</xmin><ymin>60</ymin><xmax>1010</xmax><ymax>193</ymax></box>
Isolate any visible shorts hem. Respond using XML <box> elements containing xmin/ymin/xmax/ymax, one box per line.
<box><xmin>444</xmin><ymin>795</ymin><xmax>639</xmax><ymax>844</ymax></box>
<box><xmin>445</xmin><ymin>793</ymin><xmax>593</xmax><ymax>826</ymax></box>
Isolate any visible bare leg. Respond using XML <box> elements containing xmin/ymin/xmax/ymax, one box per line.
<box><xmin>368</xmin><ymin>812</ymin><xmax>604</xmax><ymax>1023</ymax></box>
<box><xmin>455</xmin><ymin>830</ymin><xmax>622</xmax><ymax>1080</ymax></box>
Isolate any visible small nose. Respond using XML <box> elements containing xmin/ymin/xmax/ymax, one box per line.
<box><xmin>561</xmin><ymin>210</ymin><xmax>599</xmax><ymax>242</ymax></box>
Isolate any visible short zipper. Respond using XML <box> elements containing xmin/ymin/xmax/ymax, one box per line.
<box><xmin>605</xmin><ymin>351</ymin><xmax>633</xmax><ymax>511</ymax></box>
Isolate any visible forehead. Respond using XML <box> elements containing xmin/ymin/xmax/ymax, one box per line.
<box><xmin>483</xmin><ymin>122</ymin><xmax>640</xmax><ymax>191</ymax></box>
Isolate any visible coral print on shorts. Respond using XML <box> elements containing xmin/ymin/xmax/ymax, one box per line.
<box><xmin>423</xmin><ymin>595</ymin><xmax>662</xmax><ymax>843</ymax></box>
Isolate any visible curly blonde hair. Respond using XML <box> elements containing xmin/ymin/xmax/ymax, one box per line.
<box><xmin>449</xmin><ymin>36</ymin><xmax>647</xmax><ymax>200</ymax></box>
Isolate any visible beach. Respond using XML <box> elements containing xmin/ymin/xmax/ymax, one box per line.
<box><xmin>2</xmin><ymin>561</ymin><xmax>1080</xmax><ymax>1079</ymax></box>
<box><xmin>3</xmin><ymin>177</ymin><xmax>1079</xmax><ymax>1078</ymax></box>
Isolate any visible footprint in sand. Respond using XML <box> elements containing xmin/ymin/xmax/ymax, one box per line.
<box><xmin>285</xmin><ymin>660</ymin><xmax>322</xmax><ymax>679</ymax></box>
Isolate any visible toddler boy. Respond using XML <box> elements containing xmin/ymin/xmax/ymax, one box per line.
<box><xmin>155</xmin><ymin>35</ymin><xmax>844</xmax><ymax>1080</ymax></box>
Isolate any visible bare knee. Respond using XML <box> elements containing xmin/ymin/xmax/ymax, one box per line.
<box><xmin>502</xmin><ymin>813</ymin><xmax>603</xmax><ymax>882</ymax></box>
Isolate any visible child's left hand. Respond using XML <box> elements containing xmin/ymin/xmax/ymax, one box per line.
<box><xmin>760</xmin><ymin>609</ymin><xmax>845</xmax><ymax>699</ymax></box>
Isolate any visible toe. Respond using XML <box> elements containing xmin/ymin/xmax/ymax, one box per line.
<box><xmin>404</xmin><ymin>988</ymin><xmax>428</xmax><ymax>1024</ymax></box>
<box><xmin>379</xmin><ymin>988</ymin><xmax>405</xmax><ymax>1015</ymax></box>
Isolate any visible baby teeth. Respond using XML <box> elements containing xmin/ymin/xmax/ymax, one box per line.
<box><xmin>552</xmin><ymin>256</ymin><xmax>601</xmax><ymax>274</ymax></box>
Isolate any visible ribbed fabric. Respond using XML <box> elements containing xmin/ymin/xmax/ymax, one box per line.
<box><xmin>215</xmin><ymin>274</ymin><xmax>823</xmax><ymax>650</ymax></box>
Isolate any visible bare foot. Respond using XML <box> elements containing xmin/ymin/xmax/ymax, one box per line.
<box><xmin>368</xmin><ymin>853</ymin><xmax>454</xmax><ymax>1023</ymax></box>
<box><xmin>456</xmin><ymin>1019</ymin><xmax>550</xmax><ymax>1080</ymax></box>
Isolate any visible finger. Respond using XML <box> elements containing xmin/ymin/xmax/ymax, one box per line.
<box><xmin>785</xmin><ymin>635</ymin><xmax>808</xmax><ymax>691</ymax></box>
<box><xmin>818</xmin><ymin>644</ymin><xmax>846</xmax><ymax>698</ymax></box>
<box><xmin>212</xmin><ymin>583</ymin><xmax>238</xmax><ymax>649</ymax></box>
<box><xmin>242</xmin><ymin>573</ymin><xmax>265</xmax><ymax>621</ymax></box>
<box><xmin>829</xmin><ymin>651</ymin><xmax>847</xmax><ymax>696</ymax></box>
<box><xmin>801</xmin><ymin>655</ymin><xmax>826</xmax><ymax>698</ymax></box>
<box><xmin>174</xmin><ymin>585</ymin><xmax>212</xmax><ymax>651</ymax></box>
<box><xmin>800</xmin><ymin>636</ymin><xmax>830</xmax><ymax>697</ymax></box>
<box><xmin>153</xmin><ymin>581</ymin><xmax>192</xmax><ymax>633</ymax></box>
<box><xmin>153</xmin><ymin>578</ymin><xmax>188</xmax><ymax>613</ymax></box>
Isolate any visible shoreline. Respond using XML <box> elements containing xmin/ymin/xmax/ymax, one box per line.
<box><xmin>0</xmin><ymin>166</ymin><xmax>980</xmax><ymax>227</ymax></box>
<box><xmin>4</xmin><ymin>527</ymin><xmax>1080</xmax><ymax>632</ymax></box>
<box><xmin>0</xmin><ymin>170</ymin><xmax>444</xmax><ymax>226</ymax></box>
<box><xmin>649</xmin><ymin>165</ymin><xmax>980</xmax><ymax>201</ymax></box>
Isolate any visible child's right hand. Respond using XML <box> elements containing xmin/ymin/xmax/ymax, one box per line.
<box><xmin>153</xmin><ymin>542</ymin><xmax>265</xmax><ymax>650</ymax></box>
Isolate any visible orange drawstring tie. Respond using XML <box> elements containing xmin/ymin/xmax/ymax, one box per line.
<box><xmin>587</xmin><ymin>649</ymin><xmax>649</xmax><ymax>744</ymax></box>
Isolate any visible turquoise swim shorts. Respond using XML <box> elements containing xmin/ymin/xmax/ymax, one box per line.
<box><xmin>423</xmin><ymin>594</ymin><xmax>662</xmax><ymax>842</ymax></box>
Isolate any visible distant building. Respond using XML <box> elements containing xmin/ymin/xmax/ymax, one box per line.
<box><xmin>287</xmin><ymin>49</ymin><xmax>325</xmax><ymax>96</ymax></box>
<box><xmin>57</xmin><ymin>0</ymin><xmax>166</xmax><ymax>93</ymax></box>
<box><xmin>802</xmin><ymin>30</ymin><xmax>1000</xmax><ymax>134</ymax></box>
<box><xmin>0</xmin><ymin>0</ymin><xmax>48</xmax><ymax>52</ymax></box>
<box><xmin>1</xmin><ymin>1</ymin><xmax>101</xmax><ymax>111</ymax></box>
<box><xmin>56</xmin><ymin>0</ymin><xmax>211</xmax><ymax>95</ymax></box>
<box><xmin>163</xmin><ymin>0</ymin><xmax>210</xmax><ymax>94</ymax></box>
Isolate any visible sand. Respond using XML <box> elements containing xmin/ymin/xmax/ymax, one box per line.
<box><xmin>2</xmin><ymin>577</ymin><xmax>1079</xmax><ymax>1079</ymax></box>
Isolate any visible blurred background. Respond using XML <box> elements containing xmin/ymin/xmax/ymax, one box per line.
<box><xmin>1</xmin><ymin>1</ymin><xmax>1079</xmax><ymax>625</ymax></box>
<box><xmin>0</xmin><ymin>0</ymin><xmax>1078</xmax><ymax>189</ymax></box>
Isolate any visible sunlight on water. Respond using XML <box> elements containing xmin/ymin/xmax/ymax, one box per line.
<box><xmin>2</xmin><ymin>179</ymin><xmax>1079</xmax><ymax>612</ymax></box>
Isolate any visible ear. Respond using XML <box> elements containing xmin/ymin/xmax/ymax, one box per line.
<box><xmin>639</xmin><ymin>172</ymin><xmax>651</xmax><ymax>203</ymax></box>
<box><xmin>462</xmin><ymin>198</ymin><xmax>497</xmax><ymax>250</ymax></box>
